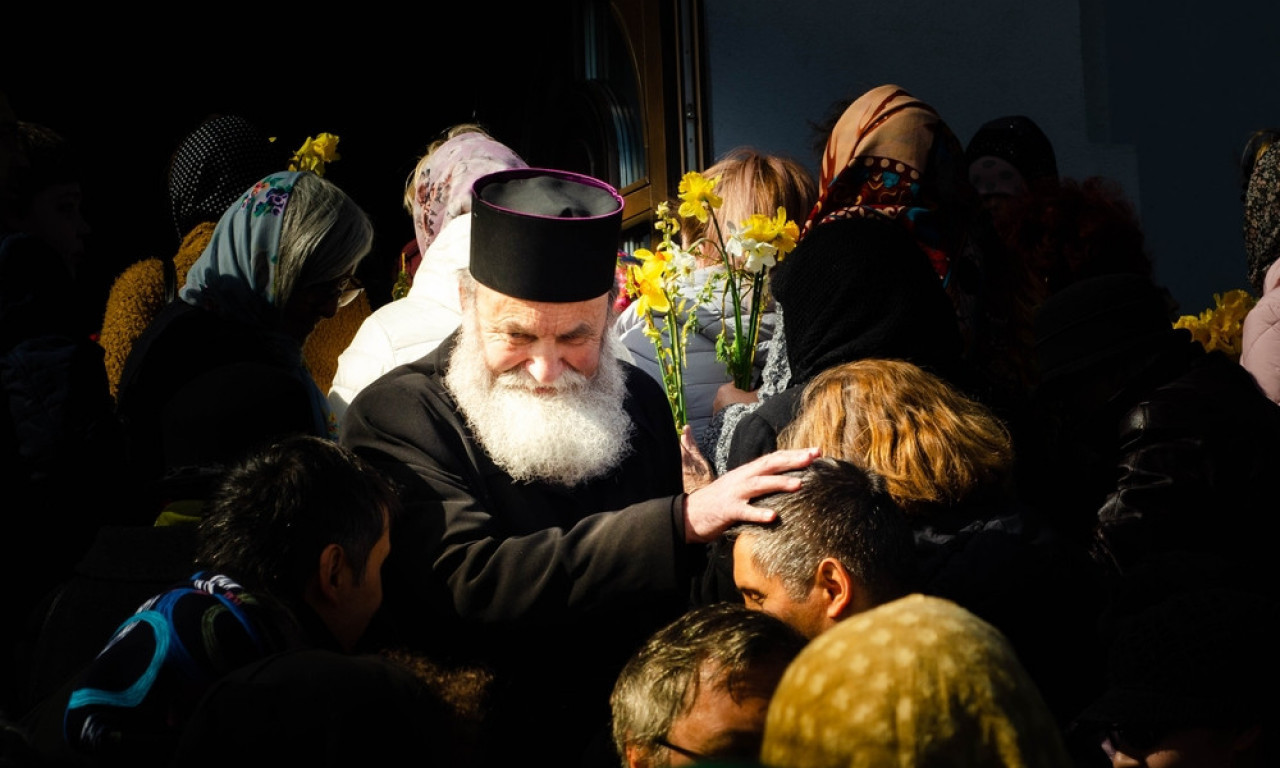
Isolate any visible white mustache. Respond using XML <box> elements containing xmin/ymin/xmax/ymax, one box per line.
<box><xmin>492</xmin><ymin>367</ymin><xmax>590</xmax><ymax>394</ymax></box>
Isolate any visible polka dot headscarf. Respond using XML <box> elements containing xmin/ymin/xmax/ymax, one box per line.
<box><xmin>761</xmin><ymin>594</ymin><xmax>1072</xmax><ymax>768</ymax></box>
<box><xmin>168</xmin><ymin>114</ymin><xmax>287</xmax><ymax>240</ymax></box>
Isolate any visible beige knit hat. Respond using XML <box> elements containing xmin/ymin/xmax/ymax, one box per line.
<box><xmin>761</xmin><ymin>594</ymin><xmax>1072</xmax><ymax>768</ymax></box>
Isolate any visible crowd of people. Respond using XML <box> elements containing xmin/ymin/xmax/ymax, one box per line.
<box><xmin>3</xmin><ymin>82</ymin><xmax>1279</xmax><ymax>768</ymax></box>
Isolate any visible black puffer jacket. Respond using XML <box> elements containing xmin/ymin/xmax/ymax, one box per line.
<box><xmin>1088</xmin><ymin>344</ymin><xmax>1280</xmax><ymax>581</ymax></box>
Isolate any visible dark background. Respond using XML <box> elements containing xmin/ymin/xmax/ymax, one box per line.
<box><xmin>1</xmin><ymin>6</ymin><xmax>607</xmax><ymax>329</ymax></box>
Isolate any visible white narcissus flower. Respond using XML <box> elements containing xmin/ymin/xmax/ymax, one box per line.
<box><xmin>729</xmin><ymin>232</ymin><xmax>778</xmax><ymax>274</ymax></box>
<box><xmin>671</xmin><ymin>246</ymin><xmax>699</xmax><ymax>278</ymax></box>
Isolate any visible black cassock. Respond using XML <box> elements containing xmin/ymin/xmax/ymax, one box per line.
<box><xmin>341</xmin><ymin>329</ymin><xmax>697</xmax><ymax>765</ymax></box>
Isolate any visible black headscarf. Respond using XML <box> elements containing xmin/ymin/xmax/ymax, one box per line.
<box><xmin>772</xmin><ymin>216</ymin><xmax>965</xmax><ymax>389</ymax></box>
<box><xmin>964</xmin><ymin>115</ymin><xmax>1059</xmax><ymax>190</ymax></box>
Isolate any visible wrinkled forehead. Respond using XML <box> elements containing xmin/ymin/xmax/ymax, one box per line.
<box><xmin>473</xmin><ymin>281</ymin><xmax>611</xmax><ymax>330</ymax></box>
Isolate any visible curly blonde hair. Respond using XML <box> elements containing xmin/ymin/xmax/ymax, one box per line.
<box><xmin>776</xmin><ymin>358</ymin><xmax>1013</xmax><ymax>518</ymax></box>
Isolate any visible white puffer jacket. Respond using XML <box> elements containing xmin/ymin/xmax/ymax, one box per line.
<box><xmin>328</xmin><ymin>216</ymin><xmax>472</xmax><ymax>422</ymax></box>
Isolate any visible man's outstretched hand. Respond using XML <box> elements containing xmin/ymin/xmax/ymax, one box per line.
<box><xmin>682</xmin><ymin>446</ymin><xmax>821</xmax><ymax>543</ymax></box>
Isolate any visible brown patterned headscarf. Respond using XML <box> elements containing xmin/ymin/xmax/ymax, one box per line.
<box><xmin>1244</xmin><ymin>141</ymin><xmax>1280</xmax><ymax>295</ymax></box>
<box><xmin>805</xmin><ymin>85</ymin><xmax>975</xmax><ymax>285</ymax></box>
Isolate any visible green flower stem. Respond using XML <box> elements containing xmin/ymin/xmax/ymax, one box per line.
<box><xmin>742</xmin><ymin>273</ymin><xmax>766</xmax><ymax>387</ymax></box>
<box><xmin>710</xmin><ymin>212</ymin><xmax>751</xmax><ymax>390</ymax></box>
<box><xmin>665</xmin><ymin>307</ymin><xmax>688</xmax><ymax>431</ymax></box>
<box><xmin>644</xmin><ymin>287</ymin><xmax>688</xmax><ymax>433</ymax></box>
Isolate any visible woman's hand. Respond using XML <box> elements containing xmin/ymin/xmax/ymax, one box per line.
<box><xmin>680</xmin><ymin>425</ymin><xmax>714</xmax><ymax>494</ymax></box>
<box><xmin>712</xmin><ymin>382</ymin><xmax>759</xmax><ymax>414</ymax></box>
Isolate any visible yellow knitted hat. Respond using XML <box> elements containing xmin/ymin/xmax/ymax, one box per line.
<box><xmin>761</xmin><ymin>594</ymin><xmax>1072</xmax><ymax>768</ymax></box>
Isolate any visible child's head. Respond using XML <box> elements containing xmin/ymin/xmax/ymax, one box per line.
<box><xmin>680</xmin><ymin>148</ymin><xmax>817</xmax><ymax>264</ymax></box>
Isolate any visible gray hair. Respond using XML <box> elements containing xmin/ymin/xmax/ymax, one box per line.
<box><xmin>609</xmin><ymin>602</ymin><xmax>806</xmax><ymax>767</ymax></box>
<box><xmin>728</xmin><ymin>458</ymin><xmax>918</xmax><ymax>603</ymax></box>
<box><xmin>275</xmin><ymin>171</ymin><xmax>373</xmax><ymax>308</ymax></box>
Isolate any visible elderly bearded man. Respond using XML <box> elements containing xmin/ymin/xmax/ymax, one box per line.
<box><xmin>340</xmin><ymin>167</ymin><xmax>817</xmax><ymax>766</ymax></box>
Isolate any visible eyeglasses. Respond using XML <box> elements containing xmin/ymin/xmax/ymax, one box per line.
<box><xmin>654</xmin><ymin>737</ymin><xmax>711</xmax><ymax>764</ymax></box>
<box><xmin>334</xmin><ymin>274</ymin><xmax>364</xmax><ymax>308</ymax></box>
<box><xmin>1100</xmin><ymin>724</ymin><xmax>1170</xmax><ymax>757</ymax></box>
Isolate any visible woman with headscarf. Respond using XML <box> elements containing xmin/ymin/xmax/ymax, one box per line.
<box><xmin>965</xmin><ymin>114</ymin><xmax>1059</xmax><ymax>212</ymax></box>
<box><xmin>691</xmin><ymin>88</ymin><xmax>976</xmax><ymax>608</ymax></box>
<box><xmin>760</xmin><ymin>593</ymin><xmax>1074</xmax><ymax>768</ymax></box>
<box><xmin>702</xmin><ymin>84</ymin><xmax>979</xmax><ymax>476</ymax></box>
<box><xmin>962</xmin><ymin>114</ymin><xmax>1063</xmax><ymax>415</ymax></box>
<box><xmin>116</xmin><ymin>170</ymin><xmax>374</xmax><ymax>505</ymax></box>
<box><xmin>98</xmin><ymin>114</ymin><xmax>372</xmax><ymax>400</ymax></box>
<box><xmin>804</xmin><ymin>84</ymin><xmax>975</xmax><ymax>275</ymax></box>
<box><xmin>326</xmin><ymin>124</ymin><xmax>527</xmax><ymax>422</ymax></box>
<box><xmin>720</xmin><ymin>85</ymin><xmax>975</xmax><ymax>470</ymax></box>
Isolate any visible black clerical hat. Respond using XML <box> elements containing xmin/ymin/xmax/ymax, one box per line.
<box><xmin>470</xmin><ymin>167</ymin><xmax>624</xmax><ymax>302</ymax></box>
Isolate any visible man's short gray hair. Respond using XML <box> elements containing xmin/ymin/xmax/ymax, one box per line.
<box><xmin>609</xmin><ymin>602</ymin><xmax>806</xmax><ymax>767</ymax></box>
<box><xmin>728</xmin><ymin>458</ymin><xmax>918</xmax><ymax>603</ymax></box>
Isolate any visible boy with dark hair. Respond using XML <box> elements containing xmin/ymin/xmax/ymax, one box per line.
<box><xmin>26</xmin><ymin>435</ymin><xmax>397</xmax><ymax>767</ymax></box>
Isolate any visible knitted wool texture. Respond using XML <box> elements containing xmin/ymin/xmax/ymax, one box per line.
<box><xmin>99</xmin><ymin>223</ymin><xmax>215</xmax><ymax>400</ymax></box>
<box><xmin>761</xmin><ymin>594</ymin><xmax>1072</xmax><ymax>768</ymax></box>
<box><xmin>302</xmin><ymin>292</ymin><xmax>370</xmax><ymax>395</ymax></box>
<box><xmin>99</xmin><ymin>221</ymin><xmax>371</xmax><ymax>399</ymax></box>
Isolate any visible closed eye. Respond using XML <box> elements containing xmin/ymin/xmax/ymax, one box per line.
<box><xmin>557</xmin><ymin>322</ymin><xmax>599</xmax><ymax>345</ymax></box>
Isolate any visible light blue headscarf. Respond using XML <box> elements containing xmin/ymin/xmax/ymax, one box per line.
<box><xmin>179</xmin><ymin>171</ymin><xmax>337</xmax><ymax>438</ymax></box>
<box><xmin>181</xmin><ymin>171</ymin><xmax>298</xmax><ymax>322</ymax></box>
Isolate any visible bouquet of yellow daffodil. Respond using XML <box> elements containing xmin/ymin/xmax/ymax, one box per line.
<box><xmin>676</xmin><ymin>170</ymin><xmax>799</xmax><ymax>390</ymax></box>
<box><xmin>626</xmin><ymin>201</ymin><xmax>704</xmax><ymax>431</ymax></box>
<box><xmin>626</xmin><ymin>171</ymin><xmax>800</xmax><ymax>432</ymax></box>
<box><xmin>271</xmin><ymin>132</ymin><xmax>342</xmax><ymax>177</ymax></box>
<box><xmin>1173</xmin><ymin>288</ymin><xmax>1256</xmax><ymax>360</ymax></box>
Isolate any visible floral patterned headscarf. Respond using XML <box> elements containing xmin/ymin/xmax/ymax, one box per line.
<box><xmin>181</xmin><ymin>172</ymin><xmax>299</xmax><ymax>325</ymax></box>
<box><xmin>179</xmin><ymin>171</ymin><xmax>338</xmax><ymax>438</ymax></box>
<box><xmin>1244</xmin><ymin>142</ymin><xmax>1280</xmax><ymax>296</ymax></box>
<box><xmin>411</xmin><ymin>131</ymin><xmax>526</xmax><ymax>256</ymax></box>
<box><xmin>805</xmin><ymin>85</ymin><xmax>974</xmax><ymax>283</ymax></box>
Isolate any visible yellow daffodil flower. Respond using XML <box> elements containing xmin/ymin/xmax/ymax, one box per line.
<box><xmin>308</xmin><ymin>132</ymin><xmax>342</xmax><ymax>162</ymax></box>
<box><xmin>634</xmin><ymin>181</ymin><xmax>799</xmax><ymax>428</ymax></box>
<box><xmin>628</xmin><ymin>250</ymin><xmax>671</xmax><ymax>315</ymax></box>
<box><xmin>677</xmin><ymin>171</ymin><xmax>722</xmax><ymax>223</ymax></box>
<box><xmin>774</xmin><ymin>209</ymin><xmax>800</xmax><ymax>259</ymax></box>
<box><xmin>1173</xmin><ymin>289</ymin><xmax>1256</xmax><ymax>359</ymax></box>
<box><xmin>288</xmin><ymin>133</ymin><xmax>342</xmax><ymax>177</ymax></box>
<box><xmin>730</xmin><ymin>210</ymin><xmax>801</xmax><ymax>273</ymax></box>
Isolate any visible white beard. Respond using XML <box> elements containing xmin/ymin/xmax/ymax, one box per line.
<box><xmin>444</xmin><ymin>319</ymin><xmax>635</xmax><ymax>487</ymax></box>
